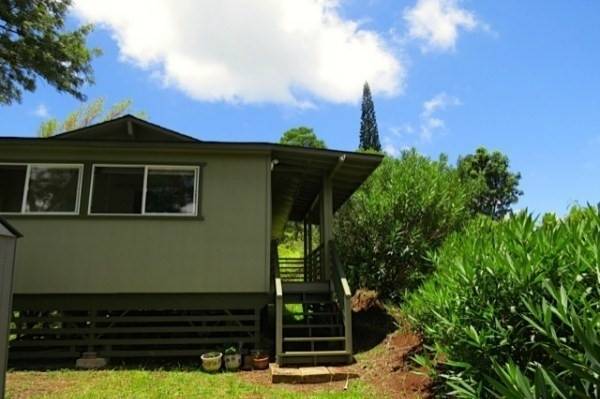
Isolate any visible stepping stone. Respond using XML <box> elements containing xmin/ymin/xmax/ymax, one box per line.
<box><xmin>327</xmin><ymin>366</ymin><xmax>360</xmax><ymax>381</ymax></box>
<box><xmin>270</xmin><ymin>364</ymin><xmax>301</xmax><ymax>384</ymax></box>
<box><xmin>301</xmin><ymin>367</ymin><xmax>331</xmax><ymax>383</ymax></box>
<box><xmin>270</xmin><ymin>364</ymin><xmax>360</xmax><ymax>384</ymax></box>
<box><xmin>75</xmin><ymin>352</ymin><xmax>108</xmax><ymax>369</ymax></box>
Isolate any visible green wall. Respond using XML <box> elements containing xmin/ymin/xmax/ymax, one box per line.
<box><xmin>1</xmin><ymin>144</ymin><xmax>271</xmax><ymax>294</ymax></box>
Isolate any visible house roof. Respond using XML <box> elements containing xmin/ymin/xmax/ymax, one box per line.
<box><xmin>0</xmin><ymin>115</ymin><xmax>383</xmax><ymax>236</ymax></box>
<box><xmin>50</xmin><ymin>114</ymin><xmax>201</xmax><ymax>143</ymax></box>
<box><xmin>0</xmin><ymin>216</ymin><xmax>22</xmax><ymax>238</ymax></box>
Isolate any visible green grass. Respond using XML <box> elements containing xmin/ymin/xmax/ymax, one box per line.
<box><xmin>6</xmin><ymin>369</ymin><xmax>374</xmax><ymax>399</ymax></box>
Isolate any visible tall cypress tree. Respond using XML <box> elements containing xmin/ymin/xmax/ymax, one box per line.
<box><xmin>359</xmin><ymin>82</ymin><xmax>381</xmax><ymax>151</ymax></box>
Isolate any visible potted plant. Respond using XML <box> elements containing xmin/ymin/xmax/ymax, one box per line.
<box><xmin>252</xmin><ymin>351</ymin><xmax>269</xmax><ymax>370</ymax></box>
<box><xmin>201</xmin><ymin>351</ymin><xmax>222</xmax><ymax>372</ymax></box>
<box><xmin>223</xmin><ymin>345</ymin><xmax>242</xmax><ymax>371</ymax></box>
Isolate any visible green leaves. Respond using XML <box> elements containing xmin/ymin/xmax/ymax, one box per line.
<box><xmin>334</xmin><ymin>151</ymin><xmax>476</xmax><ymax>300</ymax></box>
<box><xmin>405</xmin><ymin>206</ymin><xmax>600</xmax><ymax>397</ymax></box>
<box><xmin>37</xmin><ymin>97</ymin><xmax>145</xmax><ymax>137</ymax></box>
<box><xmin>457</xmin><ymin>147</ymin><xmax>522</xmax><ymax>219</ymax></box>
<box><xmin>279</xmin><ymin>126</ymin><xmax>326</xmax><ymax>148</ymax></box>
<box><xmin>1</xmin><ymin>0</ymin><xmax>100</xmax><ymax>104</ymax></box>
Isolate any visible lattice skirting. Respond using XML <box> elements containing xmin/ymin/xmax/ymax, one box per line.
<box><xmin>9</xmin><ymin>294</ymin><xmax>268</xmax><ymax>360</ymax></box>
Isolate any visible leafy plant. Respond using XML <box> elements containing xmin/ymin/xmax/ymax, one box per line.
<box><xmin>404</xmin><ymin>206</ymin><xmax>600</xmax><ymax>397</ymax></box>
<box><xmin>224</xmin><ymin>346</ymin><xmax>239</xmax><ymax>355</ymax></box>
<box><xmin>334</xmin><ymin>150</ymin><xmax>477</xmax><ymax>300</ymax></box>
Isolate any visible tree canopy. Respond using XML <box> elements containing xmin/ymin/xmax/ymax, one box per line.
<box><xmin>38</xmin><ymin>98</ymin><xmax>147</xmax><ymax>137</ymax></box>
<box><xmin>458</xmin><ymin>147</ymin><xmax>523</xmax><ymax>219</ymax></box>
<box><xmin>359</xmin><ymin>82</ymin><xmax>381</xmax><ymax>152</ymax></box>
<box><xmin>0</xmin><ymin>0</ymin><xmax>100</xmax><ymax>105</ymax></box>
<box><xmin>279</xmin><ymin>126</ymin><xmax>326</xmax><ymax>148</ymax></box>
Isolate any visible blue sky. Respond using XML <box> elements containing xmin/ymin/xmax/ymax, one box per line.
<box><xmin>1</xmin><ymin>0</ymin><xmax>599</xmax><ymax>215</ymax></box>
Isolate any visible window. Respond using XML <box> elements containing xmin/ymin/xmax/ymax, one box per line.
<box><xmin>89</xmin><ymin>165</ymin><xmax>199</xmax><ymax>216</ymax></box>
<box><xmin>90</xmin><ymin>166</ymin><xmax>144</xmax><ymax>214</ymax></box>
<box><xmin>0</xmin><ymin>164</ymin><xmax>83</xmax><ymax>214</ymax></box>
<box><xmin>145</xmin><ymin>167</ymin><xmax>196</xmax><ymax>214</ymax></box>
<box><xmin>0</xmin><ymin>165</ymin><xmax>27</xmax><ymax>213</ymax></box>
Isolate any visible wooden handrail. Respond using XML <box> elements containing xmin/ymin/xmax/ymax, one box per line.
<box><xmin>272</xmin><ymin>244</ymin><xmax>283</xmax><ymax>363</ymax></box>
<box><xmin>330</xmin><ymin>241</ymin><xmax>353</xmax><ymax>359</ymax></box>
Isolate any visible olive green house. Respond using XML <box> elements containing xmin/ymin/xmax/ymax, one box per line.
<box><xmin>0</xmin><ymin>115</ymin><xmax>382</xmax><ymax>365</ymax></box>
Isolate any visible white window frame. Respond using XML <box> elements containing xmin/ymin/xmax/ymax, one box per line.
<box><xmin>0</xmin><ymin>163</ymin><xmax>84</xmax><ymax>215</ymax></box>
<box><xmin>88</xmin><ymin>164</ymin><xmax>200</xmax><ymax>217</ymax></box>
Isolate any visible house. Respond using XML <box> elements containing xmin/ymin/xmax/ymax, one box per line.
<box><xmin>0</xmin><ymin>115</ymin><xmax>382</xmax><ymax>365</ymax></box>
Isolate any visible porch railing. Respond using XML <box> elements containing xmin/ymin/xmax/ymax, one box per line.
<box><xmin>330</xmin><ymin>241</ymin><xmax>353</xmax><ymax>359</ymax></box>
<box><xmin>277</xmin><ymin>244</ymin><xmax>323</xmax><ymax>283</ymax></box>
<box><xmin>273</xmin><ymin>245</ymin><xmax>284</xmax><ymax>363</ymax></box>
<box><xmin>305</xmin><ymin>244</ymin><xmax>323</xmax><ymax>282</ymax></box>
<box><xmin>278</xmin><ymin>257</ymin><xmax>304</xmax><ymax>282</ymax></box>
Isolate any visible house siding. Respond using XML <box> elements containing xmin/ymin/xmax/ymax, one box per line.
<box><xmin>1</xmin><ymin>144</ymin><xmax>271</xmax><ymax>294</ymax></box>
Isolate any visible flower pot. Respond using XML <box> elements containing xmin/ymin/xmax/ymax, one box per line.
<box><xmin>241</xmin><ymin>353</ymin><xmax>255</xmax><ymax>371</ymax></box>
<box><xmin>201</xmin><ymin>352</ymin><xmax>223</xmax><ymax>372</ymax></box>
<box><xmin>252</xmin><ymin>354</ymin><xmax>269</xmax><ymax>370</ymax></box>
<box><xmin>224</xmin><ymin>353</ymin><xmax>242</xmax><ymax>371</ymax></box>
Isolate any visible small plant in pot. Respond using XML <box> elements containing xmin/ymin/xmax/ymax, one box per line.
<box><xmin>223</xmin><ymin>345</ymin><xmax>242</xmax><ymax>371</ymax></box>
<box><xmin>252</xmin><ymin>351</ymin><xmax>269</xmax><ymax>370</ymax></box>
<box><xmin>201</xmin><ymin>351</ymin><xmax>223</xmax><ymax>373</ymax></box>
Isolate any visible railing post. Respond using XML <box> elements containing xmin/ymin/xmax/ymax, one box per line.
<box><xmin>330</xmin><ymin>242</ymin><xmax>353</xmax><ymax>362</ymax></box>
<box><xmin>303</xmin><ymin>219</ymin><xmax>308</xmax><ymax>282</ymax></box>
<box><xmin>275</xmin><ymin>278</ymin><xmax>283</xmax><ymax>364</ymax></box>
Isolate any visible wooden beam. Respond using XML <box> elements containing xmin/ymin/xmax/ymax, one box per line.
<box><xmin>320</xmin><ymin>174</ymin><xmax>333</xmax><ymax>280</ymax></box>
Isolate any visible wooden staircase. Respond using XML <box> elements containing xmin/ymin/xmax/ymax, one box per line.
<box><xmin>274</xmin><ymin>243</ymin><xmax>353</xmax><ymax>366</ymax></box>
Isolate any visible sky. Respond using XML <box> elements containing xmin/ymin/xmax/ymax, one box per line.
<box><xmin>1</xmin><ymin>0</ymin><xmax>599</xmax><ymax>215</ymax></box>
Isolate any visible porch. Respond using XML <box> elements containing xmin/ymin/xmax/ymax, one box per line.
<box><xmin>269</xmin><ymin>147</ymin><xmax>380</xmax><ymax>365</ymax></box>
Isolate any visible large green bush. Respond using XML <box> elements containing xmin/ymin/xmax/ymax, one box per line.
<box><xmin>405</xmin><ymin>207</ymin><xmax>600</xmax><ymax>397</ymax></box>
<box><xmin>334</xmin><ymin>150</ymin><xmax>476</xmax><ymax>300</ymax></box>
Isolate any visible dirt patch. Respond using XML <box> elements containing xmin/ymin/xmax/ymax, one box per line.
<box><xmin>351</xmin><ymin>330</ymin><xmax>432</xmax><ymax>398</ymax></box>
<box><xmin>351</xmin><ymin>289</ymin><xmax>383</xmax><ymax>312</ymax></box>
<box><xmin>240</xmin><ymin>326</ymin><xmax>431</xmax><ymax>398</ymax></box>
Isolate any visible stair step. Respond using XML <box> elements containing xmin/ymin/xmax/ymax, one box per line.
<box><xmin>284</xmin><ymin>299</ymin><xmax>335</xmax><ymax>305</ymax></box>
<box><xmin>283</xmin><ymin>324</ymin><xmax>343</xmax><ymax>329</ymax></box>
<box><xmin>286</xmin><ymin>311</ymin><xmax>337</xmax><ymax>317</ymax></box>
<box><xmin>283</xmin><ymin>336</ymin><xmax>346</xmax><ymax>343</ymax></box>
<box><xmin>280</xmin><ymin>350</ymin><xmax>350</xmax><ymax>357</ymax></box>
<box><xmin>282</xmin><ymin>282</ymin><xmax>330</xmax><ymax>294</ymax></box>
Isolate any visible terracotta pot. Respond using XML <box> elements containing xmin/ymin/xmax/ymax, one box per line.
<box><xmin>201</xmin><ymin>352</ymin><xmax>222</xmax><ymax>372</ymax></box>
<box><xmin>252</xmin><ymin>354</ymin><xmax>269</xmax><ymax>370</ymax></box>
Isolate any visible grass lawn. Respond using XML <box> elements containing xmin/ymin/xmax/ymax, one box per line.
<box><xmin>6</xmin><ymin>368</ymin><xmax>375</xmax><ymax>399</ymax></box>
<box><xmin>5</xmin><ymin>304</ymin><xmax>426</xmax><ymax>399</ymax></box>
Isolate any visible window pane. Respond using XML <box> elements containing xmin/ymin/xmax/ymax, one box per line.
<box><xmin>26</xmin><ymin>166</ymin><xmax>81</xmax><ymax>213</ymax></box>
<box><xmin>145</xmin><ymin>169</ymin><xmax>196</xmax><ymax>214</ymax></box>
<box><xmin>91</xmin><ymin>167</ymin><xmax>144</xmax><ymax>214</ymax></box>
<box><xmin>0</xmin><ymin>165</ymin><xmax>27</xmax><ymax>212</ymax></box>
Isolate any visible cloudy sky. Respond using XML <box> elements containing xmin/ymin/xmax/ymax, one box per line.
<box><xmin>1</xmin><ymin>0</ymin><xmax>599</xmax><ymax>214</ymax></box>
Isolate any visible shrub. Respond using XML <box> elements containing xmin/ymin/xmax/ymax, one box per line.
<box><xmin>334</xmin><ymin>150</ymin><xmax>476</xmax><ymax>300</ymax></box>
<box><xmin>405</xmin><ymin>206</ymin><xmax>600</xmax><ymax>397</ymax></box>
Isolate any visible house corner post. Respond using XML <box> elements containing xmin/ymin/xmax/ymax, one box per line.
<box><xmin>319</xmin><ymin>174</ymin><xmax>333</xmax><ymax>281</ymax></box>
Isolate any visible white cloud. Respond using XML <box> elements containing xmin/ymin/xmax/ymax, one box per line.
<box><xmin>404</xmin><ymin>0</ymin><xmax>479</xmax><ymax>52</ymax></box>
<box><xmin>389</xmin><ymin>123</ymin><xmax>415</xmax><ymax>137</ymax></box>
<box><xmin>383</xmin><ymin>92</ymin><xmax>460</xmax><ymax>151</ymax></box>
<box><xmin>33</xmin><ymin>104</ymin><xmax>50</xmax><ymax>118</ymax></box>
<box><xmin>73</xmin><ymin>0</ymin><xmax>404</xmax><ymax>106</ymax></box>
<box><xmin>419</xmin><ymin>92</ymin><xmax>461</xmax><ymax>140</ymax></box>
